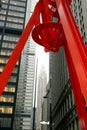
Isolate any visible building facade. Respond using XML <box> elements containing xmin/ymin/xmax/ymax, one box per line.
<box><xmin>0</xmin><ymin>0</ymin><xmax>36</xmax><ymax>130</ymax></box>
<box><xmin>36</xmin><ymin>66</ymin><xmax>47</xmax><ymax>130</ymax></box>
<box><xmin>48</xmin><ymin>1</ymin><xmax>87</xmax><ymax>130</ymax></box>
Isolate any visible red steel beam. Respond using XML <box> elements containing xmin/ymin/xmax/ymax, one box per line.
<box><xmin>55</xmin><ymin>0</ymin><xmax>87</xmax><ymax>129</ymax></box>
<box><xmin>0</xmin><ymin>0</ymin><xmax>87</xmax><ymax>129</ymax></box>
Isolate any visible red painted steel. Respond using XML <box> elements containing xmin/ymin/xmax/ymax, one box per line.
<box><xmin>0</xmin><ymin>0</ymin><xmax>87</xmax><ymax>129</ymax></box>
<box><xmin>55</xmin><ymin>1</ymin><xmax>87</xmax><ymax>130</ymax></box>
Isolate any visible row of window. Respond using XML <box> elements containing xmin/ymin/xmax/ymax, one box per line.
<box><xmin>0</xmin><ymin>49</ymin><xmax>12</xmax><ymax>56</ymax></box>
<box><xmin>2</xmin><ymin>42</ymin><xmax>16</xmax><ymax>49</ymax></box>
<box><xmin>13</xmin><ymin>117</ymin><xmax>31</xmax><ymax>130</ymax></box>
<box><xmin>53</xmin><ymin>80</ymin><xmax>81</xmax><ymax>130</ymax></box>
<box><xmin>1</xmin><ymin>0</ymin><xmax>26</xmax><ymax>6</ymax></box>
<box><xmin>0</xmin><ymin>65</ymin><xmax>18</xmax><ymax>74</ymax></box>
<box><xmin>0</xmin><ymin>15</ymin><xmax>24</xmax><ymax>24</ymax></box>
<box><xmin>7</xmin><ymin>17</ymin><xmax>24</xmax><ymax>24</ymax></box>
<box><xmin>61</xmin><ymin>117</ymin><xmax>81</xmax><ymax>130</ymax></box>
<box><xmin>6</xmin><ymin>22</ymin><xmax>23</xmax><ymax>29</ymax></box>
<box><xmin>0</xmin><ymin>57</ymin><xmax>19</xmax><ymax>65</ymax></box>
<box><xmin>1</xmin><ymin>2</ymin><xmax>26</xmax><ymax>11</ymax></box>
<box><xmin>71</xmin><ymin>0</ymin><xmax>86</xmax><ymax>43</ymax></box>
<box><xmin>58</xmin><ymin>89</ymin><xmax>75</xmax><ymax>122</ymax></box>
<box><xmin>4</xmin><ymin>86</ymin><xmax>15</xmax><ymax>92</ymax></box>
<box><xmin>9</xmin><ymin>5</ymin><xmax>25</xmax><ymax>12</ymax></box>
<box><xmin>0</xmin><ymin>106</ymin><xmax>13</xmax><ymax>114</ymax></box>
<box><xmin>0</xmin><ymin>117</ymin><xmax>11</xmax><ymax>128</ymax></box>
<box><xmin>16</xmin><ymin>98</ymin><xmax>32</xmax><ymax>103</ymax></box>
<box><xmin>10</xmin><ymin>1</ymin><xmax>26</xmax><ymax>7</ymax></box>
<box><xmin>3</xmin><ymin>34</ymin><xmax>19</xmax><ymax>42</ymax></box>
<box><xmin>0</xmin><ymin>95</ymin><xmax>14</xmax><ymax>103</ymax></box>
<box><xmin>0</xmin><ymin>21</ymin><xmax>23</xmax><ymax>29</ymax></box>
<box><xmin>0</xmin><ymin>9</ymin><xmax>25</xmax><ymax>17</ymax></box>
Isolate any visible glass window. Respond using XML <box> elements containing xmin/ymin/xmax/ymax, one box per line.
<box><xmin>0</xmin><ymin>35</ymin><xmax>2</xmax><ymax>40</ymax></box>
<box><xmin>12</xmin><ymin>67</ymin><xmax>18</xmax><ymax>74</ymax></box>
<box><xmin>2</xmin><ymin>42</ymin><xmax>16</xmax><ymax>49</ymax></box>
<box><xmin>7</xmin><ymin>16</ymin><xmax>24</xmax><ymax>24</ymax></box>
<box><xmin>2</xmin><ymin>0</ymin><xmax>9</xmax><ymax>4</ymax></box>
<box><xmin>1</xmin><ymin>4</ymin><xmax>8</xmax><ymax>9</ymax></box>
<box><xmin>71</xmin><ymin>90</ymin><xmax>75</xmax><ymax>105</ymax></box>
<box><xmin>0</xmin><ymin>21</ymin><xmax>4</xmax><ymax>26</ymax></box>
<box><xmin>10</xmin><ymin>1</ymin><xmax>25</xmax><ymax>7</ymax></box>
<box><xmin>0</xmin><ymin>106</ymin><xmax>13</xmax><ymax>114</ymax></box>
<box><xmin>0</xmin><ymin>9</ymin><xmax>6</xmax><ymax>15</ymax></box>
<box><xmin>8</xmin><ymin>76</ymin><xmax>17</xmax><ymax>83</ymax></box>
<box><xmin>6</xmin><ymin>22</ymin><xmax>23</xmax><ymax>29</ymax></box>
<box><xmin>3</xmin><ymin>34</ymin><xmax>19</xmax><ymax>42</ymax></box>
<box><xmin>0</xmin><ymin>15</ymin><xmax>5</xmax><ymax>21</ymax></box>
<box><xmin>4</xmin><ymin>85</ymin><xmax>16</xmax><ymax>92</ymax></box>
<box><xmin>0</xmin><ymin>117</ymin><xmax>11</xmax><ymax>127</ymax></box>
<box><xmin>0</xmin><ymin>49</ymin><xmax>12</xmax><ymax>56</ymax></box>
<box><xmin>9</xmin><ymin>5</ymin><xmax>25</xmax><ymax>12</ymax></box>
<box><xmin>0</xmin><ymin>57</ymin><xmax>8</xmax><ymax>64</ymax></box>
<box><xmin>69</xmin><ymin>92</ymin><xmax>72</xmax><ymax>108</ymax></box>
<box><xmin>8</xmin><ymin>11</ymin><xmax>24</xmax><ymax>17</ymax></box>
<box><xmin>0</xmin><ymin>67</ymin><xmax>3</xmax><ymax>73</ymax></box>
<box><xmin>0</xmin><ymin>95</ymin><xmax>14</xmax><ymax>103</ymax></box>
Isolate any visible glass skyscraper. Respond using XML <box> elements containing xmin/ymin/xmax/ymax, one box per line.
<box><xmin>0</xmin><ymin>0</ymin><xmax>36</xmax><ymax>130</ymax></box>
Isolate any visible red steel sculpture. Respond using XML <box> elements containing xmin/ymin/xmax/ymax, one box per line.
<box><xmin>0</xmin><ymin>0</ymin><xmax>87</xmax><ymax>129</ymax></box>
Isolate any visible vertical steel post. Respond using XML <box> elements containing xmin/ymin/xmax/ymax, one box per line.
<box><xmin>55</xmin><ymin>0</ymin><xmax>87</xmax><ymax>130</ymax></box>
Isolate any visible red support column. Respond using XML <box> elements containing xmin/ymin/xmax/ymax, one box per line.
<box><xmin>55</xmin><ymin>0</ymin><xmax>87</xmax><ymax>129</ymax></box>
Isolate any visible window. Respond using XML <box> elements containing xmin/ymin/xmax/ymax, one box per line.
<box><xmin>2</xmin><ymin>0</ymin><xmax>9</xmax><ymax>3</ymax></box>
<box><xmin>0</xmin><ymin>21</ymin><xmax>4</xmax><ymax>26</ymax></box>
<box><xmin>0</xmin><ymin>67</ymin><xmax>3</xmax><ymax>72</ymax></box>
<box><xmin>0</xmin><ymin>95</ymin><xmax>14</xmax><ymax>103</ymax></box>
<box><xmin>4</xmin><ymin>86</ymin><xmax>15</xmax><ymax>92</ymax></box>
<box><xmin>0</xmin><ymin>49</ymin><xmax>12</xmax><ymax>56</ymax></box>
<box><xmin>12</xmin><ymin>67</ymin><xmax>18</xmax><ymax>74</ymax></box>
<box><xmin>2</xmin><ymin>4</ymin><xmax>8</xmax><ymax>9</ymax></box>
<box><xmin>0</xmin><ymin>34</ymin><xmax>2</xmax><ymax>40</ymax></box>
<box><xmin>10</xmin><ymin>1</ymin><xmax>25</xmax><ymax>7</ymax></box>
<box><xmin>8</xmin><ymin>10</ymin><xmax>24</xmax><ymax>17</ymax></box>
<box><xmin>0</xmin><ymin>106</ymin><xmax>13</xmax><ymax>114</ymax></box>
<box><xmin>6</xmin><ymin>22</ymin><xmax>23</xmax><ymax>29</ymax></box>
<box><xmin>3</xmin><ymin>35</ymin><xmax>19</xmax><ymax>42</ymax></box>
<box><xmin>0</xmin><ymin>9</ymin><xmax>6</xmax><ymax>15</ymax></box>
<box><xmin>0</xmin><ymin>15</ymin><xmax>5</xmax><ymax>21</ymax></box>
<box><xmin>0</xmin><ymin>117</ymin><xmax>11</xmax><ymax>127</ymax></box>
<box><xmin>7</xmin><ymin>16</ymin><xmax>24</xmax><ymax>24</ymax></box>
<box><xmin>0</xmin><ymin>57</ymin><xmax>8</xmax><ymax>64</ymax></box>
<box><xmin>8</xmin><ymin>76</ymin><xmax>17</xmax><ymax>83</ymax></box>
<box><xmin>9</xmin><ymin>5</ymin><xmax>25</xmax><ymax>12</ymax></box>
<box><xmin>2</xmin><ymin>42</ymin><xmax>16</xmax><ymax>49</ymax></box>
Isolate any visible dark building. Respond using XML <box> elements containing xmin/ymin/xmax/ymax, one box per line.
<box><xmin>48</xmin><ymin>1</ymin><xmax>87</xmax><ymax>130</ymax></box>
<box><xmin>0</xmin><ymin>0</ymin><xmax>28</xmax><ymax>130</ymax></box>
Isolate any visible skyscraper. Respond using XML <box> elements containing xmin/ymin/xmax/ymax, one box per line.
<box><xmin>0</xmin><ymin>0</ymin><xmax>36</xmax><ymax>130</ymax></box>
<box><xmin>36</xmin><ymin>65</ymin><xmax>47</xmax><ymax>130</ymax></box>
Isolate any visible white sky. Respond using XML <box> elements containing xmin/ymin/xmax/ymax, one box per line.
<box><xmin>31</xmin><ymin>0</ymin><xmax>49</xmax><ymax>81</ymax></box>
<box><xmin>36</xmin><ymin>44</ymin><xmax>49</xmax><ymax>81</ymax></box>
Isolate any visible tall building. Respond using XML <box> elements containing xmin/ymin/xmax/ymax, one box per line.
<box><xmin>48</xmin><ymin>1</ymin><xmax>87</xmax><ymax>130</ymax></box>
<box><xmin>0</xmin><ymin>0</ymin><xmax>36</xmax><ymax>130</ymax></box>
<box><xmin>36</xmin><ymin>65</ymin><xmax>47</xmax><ymax>130</ymax></box>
